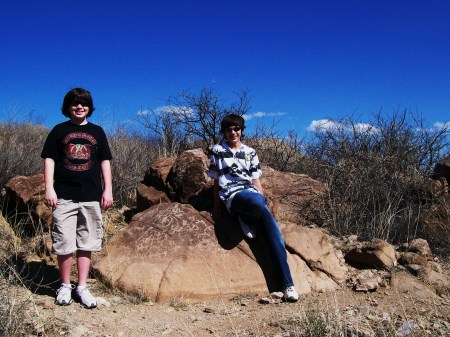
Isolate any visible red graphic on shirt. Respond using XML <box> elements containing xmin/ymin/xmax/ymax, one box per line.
<box><xmin>63</xmin><ymin>132</ymin><xmax>96</xmax><ymax>171</ymax></box>
<box><xmin>66</xmin><ymin>144</ymin><xmax>92</xmax><ymax>160</ymax></box>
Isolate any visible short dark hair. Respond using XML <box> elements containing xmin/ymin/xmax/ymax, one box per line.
<box><xmin>220</xmin><ymin>114</ymin><xmax>246</xmax><ymax>134</ymax></box>
<box><xmin>61</xmin><ymin>88</ymin><xmax>95</xmax><ymax>118</ymax></box>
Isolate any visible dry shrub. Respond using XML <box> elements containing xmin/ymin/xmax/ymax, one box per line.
<box><xmin>108</xmin><ymin>128</ymin><xmax>159</xmax><ymax>207</ymax></box>
<box><xmin>246</xmin><ymin>120</ymin><xmax>304</xmax><ymax>172</ymax></box>
<box><xmin>0</xmin><ymin>214</ymin><xmax>38</xmax><ymax>336</ymax></box>
<box><xmin>420</xmin><ymin>196</ymin><xmax>450</xmax><ymax>253</ymax></box>
<box><xmin>0</xmin><ymin>122</ymin><xmax>48</xmax><ymax>186</ymax></box>
<box><xmin>301</xmin><ymin>110</ymin><xmax>449</xmax><ymax>245</ymax></box>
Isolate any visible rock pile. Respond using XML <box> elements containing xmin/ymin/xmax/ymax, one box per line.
<box><xmin>2</xmin><ymin>150</ymin><xmax>449</xmax><ymax>303</ymax></box>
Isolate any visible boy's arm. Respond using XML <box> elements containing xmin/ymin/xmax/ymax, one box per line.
<box><xmin>44</xmin><ymin>158</ymin><xmax>58</xmax><ymax>208</ymax></box>
<box><xmin>212</xmin><ymin>179</ymin><xmax>223</xmax><ymax>221</ymax></box>
<box><xmin>101</xmin><ymin>160</ymin><xmax>113</xmax><ymax>209</ymax></box>
<box><xmin>252</xmin><ymin>178</ymin><xmax>264</xmax><ymax>196</ymax></box>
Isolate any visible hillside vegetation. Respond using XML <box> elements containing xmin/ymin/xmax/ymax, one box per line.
<box><xmin>1</xmin><ymin>109</ymin><xmax>448</xmax><ymax>246</ymax></box>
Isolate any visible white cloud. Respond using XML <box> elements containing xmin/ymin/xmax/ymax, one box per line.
<box><xmin>245</xmin><ymin>111</ymin><xmax>286</xmax><ymax>120</ymax></box>
<box><xmin>137</xmin><ymin>105</ymin><xmax>194</xmax><ymax>116</ymax></box>
<box><xmin>433</xmin><ymin>121</ymin><xmax>450</xmax><ymax>131</ymax></box>
<box><xmin>307</xmin><ymin>119</ymin><xmax>380</xmax><ymax>134</ymax></box>
<box><xmin>137</xmin><ymin>109</ymin><xmax>150</xmax><ymax>116</ymax></box>
<box><xmin>353</xmin><ymin>123</ymin><xmax>380</xmax><ymax>134</ymax></box>
<box><xmin>307</xmin><ymin>119</ymin><xmax>342</xmax><ymax>131</ymax></box>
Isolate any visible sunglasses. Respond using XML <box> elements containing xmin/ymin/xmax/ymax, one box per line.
<box><xmin>70</xmin><ymin>100</ymin><xmax>90</xmax><ymax>107</ymax></box>
<box><xmin>225</xmin><ymin>126</ymin><xmax>242</xmax><ymax>133</ymax></box>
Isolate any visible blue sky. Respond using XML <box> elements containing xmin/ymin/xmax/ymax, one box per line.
<box><xmin>1</xmin><ymin>0</ymin><xmax>449</xmax><ymax>135</ymax></box>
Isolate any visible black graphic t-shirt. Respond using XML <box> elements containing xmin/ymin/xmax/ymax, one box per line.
<box><xmin>41</xmin><ymin>121</ymin><xmax>112</xmax><ymax>202</ymax></box>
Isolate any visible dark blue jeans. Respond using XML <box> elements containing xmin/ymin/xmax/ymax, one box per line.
<box><xmin>229</xmin><ymin>189</ymin><xmax>294</xmax><ymax>289</ymax></box>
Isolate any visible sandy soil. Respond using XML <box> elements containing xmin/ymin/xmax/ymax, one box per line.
<box><xmin>16</xmin><ymin>279</ymin><xmax>449</xmax><ymax>337</ymax></box>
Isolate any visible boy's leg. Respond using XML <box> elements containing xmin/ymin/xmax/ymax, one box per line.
<box><xmin>57</xmin><ymin>254</ymin><xmax>73</xmax><ymax>284</ymax></box>
<box><xmin>258</xmin><ymin>206</ymin><xmax>294</xmax><ymax>290</ymax></box>
<box><xmin>230</xmin><ymin>190</ymin><xmax>266</xmax><ymax>239</ymax></box>
<box><xmin>231</xmin><ymin>191</ymin><xmax>297</xmax><ymax>298</ymax></box>
<box><xmin>76</xmin><ymin>250</ymin><xmax>92</xmax><ymax>286</ymax></box>
<box><xmin>75</xmin><ymin>250</ymin><xmax>97</xmax><ymax>308</ymax></box>
<box><xmin>76</xmin><ymin>200</ymin><xmax>103</xmax><ymax>285</ymax></box>
<box><xmin>74</xmin><ymin>202</ymin><xmax>102</xmax><ymax>308</ymax></box>
<box><xmin>229</xmin><ymin>190</ymin><xmax>266</xmax><ymax>223</ymax></box>
<box><xmin>52</xmin><ymin>199</ymin><xmax>78</xmax><ymax>283</ymax></box>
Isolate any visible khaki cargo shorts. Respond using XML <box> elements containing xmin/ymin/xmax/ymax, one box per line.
<box><xmin>51</xmin><ymin>199</ymin><xmax>103</xmax><ymax>255</ymax></box>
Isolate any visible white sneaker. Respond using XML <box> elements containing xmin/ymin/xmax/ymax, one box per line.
<box><xmin>283</xmin><ymin>286</ymin><xmax>299</xmax><ymax>302</ymax></box>
<box><xmin>238</xmin><ymin>216</ymin><xmax>256</xmax><ymax>239</ymax></box>
<box><xmin>56</xmin><ymin>283</ymin><xmax>74</xmax><ymax>306</ymax></box>
<box><xmin>76</xmin><ymin>285</ymin><xmax>97</xmax><ymax>309</ymax></box>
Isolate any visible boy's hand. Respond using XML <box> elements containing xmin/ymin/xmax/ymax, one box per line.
<box><xmin>101</xmin><ymin>191</ymin><xmax>113</xmax><ymax>210</ymax></box>
<box><xmin>44</xmin><ymin>188</ymin><xmax>58</xmax><ymax>208</ymax></box>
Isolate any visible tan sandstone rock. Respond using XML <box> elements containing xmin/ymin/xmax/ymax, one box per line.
<box><xmin>4</xmin><ymin>174</ymin><xmax>51</xmax><ymax>232</ymax></box>
<box><xmin>0</xmin><ymin>213</ymin><xmax>21</xmax><ymax>258</ymax></box>
<box><xmin>167</xmin><ymin>149</ymin><xmax>212</xmax><ymax>205</ymax></box>
<box><xmin>136</xmin><ymin>183</ymin><xmax>170</xmax><ymax>212</ymax></box>
<box><xmin>391</xmin><ymin>271</ymin><xmax>439</xmax><ymax>300</ymax></box>
<box><xmin>138</xmin><ymin>151</ymin><xmax>326</xmax><ymax>226</ymax></box>
<box><xmin>93</xmin><ymin>202</ymin><xmax>342</xmax><ymax>302</ymax></box>
<box><xmin>142</xmin><ymin>157</ymin><xmax>176</xmax><ymax>193</ymax></box>
<box><xmin>282</xmin><ymin>224</ymin><xmax>347</xmax><ymax>284</ymax></box>
<box><xmin>260</xmin><ymin>165</ymin><xmax>326</xmax><ymax>225</ymax></box>
<box><xmin>344</xmin><ymin>239</ymin><xmax>397</xmax><ymax>270</ymax></box>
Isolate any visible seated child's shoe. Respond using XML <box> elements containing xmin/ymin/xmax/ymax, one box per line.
<box><xmin>238</xmin><ymin>216</ymin><xmax>256</xmax><ymax>239</ymax></box>
<box><xmin>76</xmin><ymin>285</ymin><xmax>97</xmax><ymax>309</ymax></box>
<box><xmin>56</xmin><ymin>283</ymin><xmax>74</xmax><ymax>306</ymax></box>
<box><xmin>283</xmin><ymin>286</ymin><xmax>299</xmax><ymax>302</ymax></box>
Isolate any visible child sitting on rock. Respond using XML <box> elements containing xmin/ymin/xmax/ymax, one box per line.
<box><xmin>208</xmin><ymin>114</ymin><xmax>299</xmax><ymax>302</ymax></box>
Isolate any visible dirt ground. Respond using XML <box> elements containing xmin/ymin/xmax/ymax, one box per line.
<box><xmin>14</xmin><ymin>278</ymin><xmax>450</xmax><ymax>337</ymax></box>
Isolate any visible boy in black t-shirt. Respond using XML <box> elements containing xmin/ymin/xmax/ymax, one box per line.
<box><xmin>41</xmin><ymin>88</ymin><xmax>113</xmax><ymax>308</ymax></box>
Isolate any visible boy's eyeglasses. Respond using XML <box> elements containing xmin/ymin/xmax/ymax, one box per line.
<box><xmin>70</xmin><ymin>100</ymin><xmax>90</xmax><ymax>107</ymax></box>
<box><xmin>225</xmin><ymin>126</ymin><xmax>242</xmax><ymax>133</ymax></box>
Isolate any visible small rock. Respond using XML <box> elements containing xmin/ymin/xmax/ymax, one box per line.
<box><xmin>96</xmin><ymin>297</ymin><xmax>111</xmax><ymax>308</ymax></box>
<box><xmin>270</xmin><ymin>292</ymin><xmax>284</xmax><ymax>299</ymax></box>
<box><xmin>203</xmin><ymin>307</ymin><xmax>215</xmax><ymax>313</ymax></box>
<box><xmin>259</xmin><ymin>297</ymin><xmax>272</xmax><ymax>304</ymax></box>
<box><xmin>34</xmin><ymin>298</ymin><xmax>54</xmax><ymax>309</ymax></box>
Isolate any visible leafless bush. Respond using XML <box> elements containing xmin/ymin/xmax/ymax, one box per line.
<box><xmin>108</xmin><ymin>128</ymin><xmax>159</xmax><ymax>207</ymax></box>
<box><xmin>246</xmin><ymin>120</ymin><xmax>304</xmax><ymax>172</ymax></box>
<box><xmin>136</xmin><ymin>107</ymin><xmax>188</xmax><ymax>157</ymax></box>
<box><xmin>0</xmin><ymin>122</ymin><xmax>48</xmax><ymax>186</ymax></box>
<box><xmin>166</xmin><ymin>86</ymin><xmax>251</xmax><ymax>150</ymax></box>
<box><xmin>301</xmin><ymin>110</ymin><xmax>449</xmax><ymax>243</ymax></box>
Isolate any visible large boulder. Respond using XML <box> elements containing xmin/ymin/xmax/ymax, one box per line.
<box><xmin>3</xmin><ymin>174</ymin><xmax>51</xmax><ymax>234</ymax></box>
<box><xmin>167</xmin><ymin>149</ymin><xmax>213</xmax><ymax>207</ymax></box>
<box><xmin>282</xmin><ymin>224</ymin><xmax>347</xmax><ymax>283</ymax></box>
<box><xmin>344</xmin><ymin>239</ymin><xmax>397</xmax><ymax>270</ymax></box>
<box><xmin>93</xmin><ymin>202</ymin><xmax>343</xmax><ymax>303</ymax></box>
<box><xmin>142</xmin><ymin>157</ymin><xmax>176</xmax><ymax>193</ymax></box>
<box><xmin>391</xmin><ymin>271</ymin><xmax>440</xmax><ymax>300</ymax></box>
<box><xmin>260</xmin><ymin>166</ymin><xmax>326</xmax><ymax>225</ymax></box>
<box><xmin>138</xmin><ymin>150</ymin><xmax>326</xmax><ymax>225</ymax></box>
<box><xmin>0</xmin><ymin>213</ymin><xmax>21</xmax><ymax>259</ymax></box>
<box><xmin>136</xmin><ymin>183</ymin><xmax>170</xmax><ymax>213</ymax></box>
